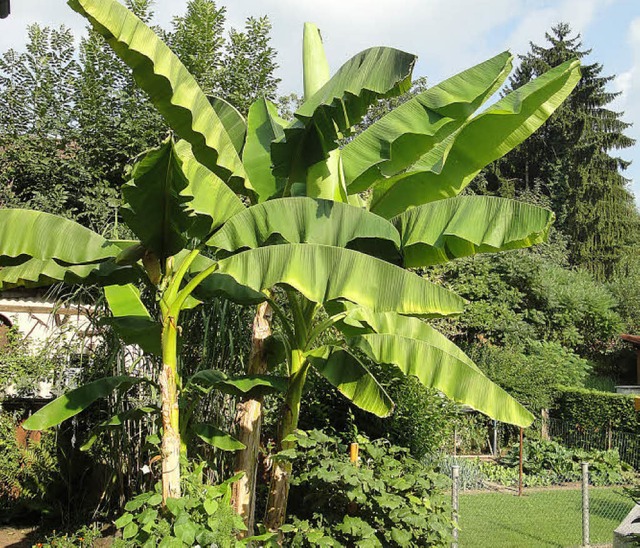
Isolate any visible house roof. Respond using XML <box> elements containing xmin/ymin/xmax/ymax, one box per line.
<box><xmin>621</xmin><ymin>334</ymin><xmax>640</xmax><ymax>347</ymax></box>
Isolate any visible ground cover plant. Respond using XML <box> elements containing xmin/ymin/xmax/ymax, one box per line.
<box><xmin>284</xmin><ymin>430</ymin><xmax>452</xmax><ymax>547</ymax></box>
<box><xmin>0</xmin><ymin>0</ymin><xmax>584</xmax><ymax>540</ymax></box>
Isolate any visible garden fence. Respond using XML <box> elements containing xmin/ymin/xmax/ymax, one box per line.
<box><xmin>544</xmin><ymin>416</ymin><xmax>640</xmax><ymax>470</ymax></box>
<box><xmin>446</xmin><ymin>457</ymin><xmax>633</xmax><ymax>547</ymax></box>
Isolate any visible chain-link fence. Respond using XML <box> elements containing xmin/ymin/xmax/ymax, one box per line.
<box><xmin>447</xmin><ymin>459</ymin><xmax>634</xmax><ymax>547</ymax></box>
<box><xmin>440</xmin><ymin>416</ymin><xmax>638</xmax><ymax>548</ymax></box>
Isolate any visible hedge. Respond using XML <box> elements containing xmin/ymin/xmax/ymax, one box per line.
<box><xmin>551</xmin><ymin>386</ymin><xmax>640</xmax><ymax>434</ymax></box>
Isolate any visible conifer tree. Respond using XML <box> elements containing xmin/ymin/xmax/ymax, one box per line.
<box><xmin>488</xmin><ymin>23</ymin><xmax>638</xmax><ymax>279</ymax></box>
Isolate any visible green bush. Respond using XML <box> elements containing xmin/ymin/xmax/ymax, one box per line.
<box><xmin>0</xmin><ymin>325</ymin><xmax>66</xmax><ymax>396</ymax></box>
<box><xmin>283</xmin><ymin>430</ymin><xmax>452</xmax><ymax>547</ymax></box>
<box><xmin>470</xmin><ymin>341</ymin><xmax>591</xmax><ymax>412</ymax></box>
<box><xmin>551</xmin><ymin>387</ymin><xmax>640</xmax><ymax>433</ymax></box>
<box><xmin>297</xmin><ymin>364</ymin><xmax>458</xmax><ymax>459</ymax></box>
<box><xmin>0</xmin><ymin>411</ymin><xmax>62</xmax><ymax>520</ymax></box>
<box><xmin>491</xmin><ymin>439</ymin><xmax>634</xmax><ymax>487</ymax></box>
<box><xmin>111</xmin><ymin>462</ymin><xmax>268</xmax><ymax>548</ymax></box>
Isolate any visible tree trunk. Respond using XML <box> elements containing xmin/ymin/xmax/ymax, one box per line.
<box><xmin>160</xmin><ymin>318</ymin><xmax>181</xmax><ymax>503</ymax></box>
<box><xmin>264</xmin><ymin>355</ymin><xmax>308</xmax><ymax>534</ymax></box>
<box><xmin>231</xmin><ymin>301</ymin><xmax>272</xmax><ymax>535</ymax></box>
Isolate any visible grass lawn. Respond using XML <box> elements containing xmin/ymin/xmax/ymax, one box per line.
<box><xmin>458</xmin><ymin>487</ymin><xmax>633</xmax><ymax>547</ymax></box>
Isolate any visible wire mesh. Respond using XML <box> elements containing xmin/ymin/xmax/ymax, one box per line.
<box><xmin>441</xmin><ymin>417</ymin><xmax>639</xmax><ymax>547</ymax></box>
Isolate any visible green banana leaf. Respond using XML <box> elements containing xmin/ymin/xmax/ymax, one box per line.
<box><xmin>392</xmin><ymin>196</ymin><xmax>555</xmax><ymax>267</ymax></box>
<box><xmin>185</xmin><ymin>253</ymin><xmax>267</xmax><ymax>305</ymax></box>
<box><xmin>305</xmin><ymin>149</ymin><xmax>348</xmax><ymax>202</ymax></box>
<box><xmin>173</xmin><ymin>140</ymin><xmax>245</xmax><ymax>239</ymax></box>
<box><xmin>272</xmin><ymin>47</ymin><xmax>416</xmax><ymax>179</ymax></box>
<box><xmin>306</xmin><ymin>346</ymin><xmax>394</xmax><ymax>417</ymax></box>
<box><xmin>213</xmin><ymin>243</ymin><xmax>466</xmax><ymax>316</ymax></box>
<box><xmin>208</xmin><ymin>95</ymin><xmax>246</xmax><ymax>154</ymax></box>
<box><xmin>370</xmin><ymin>59</ymin><xmax>581</xmax><ymax>218</ymax></box>
<box><xmin>342</xmin><ymin>51</ymin><xmax>513</xmax><ymax>192</ymax></box>
<box><xmin>103</xmin><ymin>284</ymin><xmax>162</xmax><ymax>356</ymax></box>
<box><xmin>330</xmin><ymin>305</ymin><xmax>480</xmax><ymax>373</ymax></box>
<box><xmin>80</xmin><ymin>406</ymin><xmax>158</xmax><ymax>451</ymax></box>
<box><xmin>0</xmin><ymin>257</ymin><xmax>136</xmax><ymax>290</ymax></box>
<box><xmin>302</xmin><ymin>22</ymin><xmax>331</xmax><ymax>100</ymax></box>
<box><xmin>23</xmin><ymin>376</ymin><xmax>148</xmax><ymax>430</ymax></box>
<box><xmin>68</xmin><ymin>0</ymin><xmax>247</xmax><ymax>191</ymax></box>
<box><xmin>121</xmin><ymin>139</ymin><xmax>193</xmax><ymax>260</ymax></box>
<box><xmin>192</xmin><ymin>423</ymin><xmax>246</xmax><ymax>451</ymax></box>
<box><xmin>184</xmin><ymin>369</ymin><xmax>287</xmax><ymax>398</ymax></box>
<box><xmin>349</xmin><ymin>332</ymin><xmax>534</xmax><ymax>427</ymax></box>
<box><xmin>242</xmin><ymin>98</ymin><xmax>287</xmax><ymax>203</ymax></box>
<box><xmin>0</xmin><ymin>209</ymin><xmax>121</xmax><ymax>266</ymax></box>
<box><xmin>208</xmin><ymin>197</ymin><xmax>400</xmax><ymax>262</ymax></box>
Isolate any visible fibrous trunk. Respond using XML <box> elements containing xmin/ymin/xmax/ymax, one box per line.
<box><xmin>232</xmin><ymin>301</ymin><xmax>272</xmax><ymax>535</ymax></box>
<box><xmin>264</xmin><ymin>355</ymin><xmax>308</xmax><ymax>533</ymax></box>
<box><xmin>160</xmin><ymin>319</ymin><xmax>181</xmax><ymax>503</ymax></box>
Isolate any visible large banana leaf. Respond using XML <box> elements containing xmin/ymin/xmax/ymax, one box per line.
<box><xmin>208</xmin><ymin>197</ymin><xmax>401</xmax><ymax>262</ymax></box>
<box><xmin>212</xmin><ymin>243</ymin><xmax>465</xmax><ymax>316</ymax></box>
<box><xmin>242</xmin><ymin>98</ymin><xmax>287</xmax><ymax>203</ymax></box>
<box><xmin>185</xmin><ymin>253</ymin><xmax>267</xmax><ymax>305</ymax></box>
<box><xmin>306</xmin><ymin>346</ymin><xmax>394</xmax><ymax>417</ymax></box>
<box><xmin>0</xmin><ymin>209</ymin><xmax>121</xmax><ymax>266</ymax></box>
<box><xmin>173</xmin><ymin>140</ymin><xmax>245</xmax><ymax>239</ymax></box>
<box><xmin>121</xmin><ymin>139</ymin><xmax>193</xmax><ymax>260</ymax></box>
<box><xmin>192</xmin><ymin>423</ymin><xmax>245</xmax><ymax>451</ymax></box>
<box><xmin>306</xmin><ymin>149</ymin><xmax>348</xmax><ymax>202</ymax></box>
<box><xmin>392</xmin><ymin>196</ymin><xmax>554</xmax><ymax>267</ymax></box>
<box><xmin>208</xmin><ymin>95</ymin><xmax>246</xmax><ymax>155</ymax></box>
<box><xmin>184</xmin><ymin>369</ymin><xmax>288</xmax><ymax>399</ymax></box>
<box><xmin>69</xmin><ymin>0</ymin><xmax>247</xmax><ymax>191</ymax></box>
<box><xmin>272</xmin><ymin>47</ymin><xmax>416</xmax><ymax>180</ymax></box>
<box><xmin>342</xmin><ymin>52</ymin><xmax>513</xmax><ymax>192</ymax></box>
<box><xmin>329</xmin><ymin>305</ymin><xmax>480</xmax><ymax>373</ymax></box>
<box><xmin>103</xmin><ymin>284</ymin><xmax>162</xmax><ymax>356</ymax></box>
<box><xmin>302</xmin><ymin>22</ymin><xmax>330</xmax><ymax>100</ymax></box>
<box><xmin>0</xmin><ymin>257</ymin><xmax>136</xmax><ymax>290</ymax></box>
<box><xmin>370</xmin><ymin>59</ymin><xmax>581</xmax><ymax>218</ymax></box>
<box><xmin>23</xmin><ymin>376</ymin><xmax>147</xmax><ymax>430</ymax></box>
<box><xmin>348</xmin><ymin>332</ymin><xmax>534</xmax><ymax>426</ymax></box>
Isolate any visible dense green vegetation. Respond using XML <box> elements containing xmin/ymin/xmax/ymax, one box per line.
<box><xmin>0</xmin><ymin>1</ymin><xmax>638</xmax><ymax>545</ymax></box>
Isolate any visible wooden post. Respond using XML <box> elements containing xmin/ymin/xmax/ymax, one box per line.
<box><xmin>350</xmin><ymin>443</ymin><xmax>359</xmax><ymax>466</ymax></box>
<box><xmin>519</xmin><ymin>427</ymin><xmax>524</xmax><ymax>497</ymax></box>
<box><xmin>541</xmin><ymin>409</ymin><xmax>550</xmax><ymax>441</ymax></box>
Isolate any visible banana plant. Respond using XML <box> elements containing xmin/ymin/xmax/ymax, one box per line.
<box><xmin>2</xmin><ymin>0</ymin><xmax>580</xmax><ymax>530</ymax></box>
<box><xmin>0</xmin><ymin>138</ymin><xmax>278</xmax><ymax>505</ymax></box>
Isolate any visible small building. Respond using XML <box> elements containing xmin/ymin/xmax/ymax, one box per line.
<box><xmin>0</xmin><ymin>289</ymin><xmax>95</xmax><ymax>399</ymax></box>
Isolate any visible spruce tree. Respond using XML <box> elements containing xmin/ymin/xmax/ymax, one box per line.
<box><xmin>488</xmin><ymin>23</ymin><xmax>638</xmax><ymax>279</ymax></box>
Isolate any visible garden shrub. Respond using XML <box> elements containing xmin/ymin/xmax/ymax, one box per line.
<box><xmin>551</xmin><ymin>387</ymin><xmax>640</xmax><ymax>433</ymax></box>
<box><xmin>0</xmin><ymin>325</ymin><xmax>66</xmax><ymax>396</ymax></box>
<box><xmin>283</xmin><ymin>430</ymin><xmax>452</xmax><ymax>547</ymax></box>
<box><xmin>469</xmin><ymin>340</ymin><xmax>591</xmax><ymax>412</ymax></box>
<box><xmin>297</xmin><ymin>364</ymin><xmax>458</xmax><ymax>459</ymax></box>
<box><xmin>0</xmin><ymin>411</ymin><xmax>62</xmax><ymax>520</ymax></box>
<box><xmin>494</xmin><ymin>439</ymin><xmax>633</xmax><ymax>486</ymax></box>
<box><xmin>111</xmin><ymin>462</ymin><xmax>263</xmax><ymax>548</ymax></box>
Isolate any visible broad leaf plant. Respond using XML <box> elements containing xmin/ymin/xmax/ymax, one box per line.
<box><xmin>0</xmin><ymin>0</ymin><xmax>580</xmax><ymax>527</ymax></box>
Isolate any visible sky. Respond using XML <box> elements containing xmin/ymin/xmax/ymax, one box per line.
<box><xmin>1</xmin><ymin>0</ymin><xmax>640</xmax><ymax>203</ymax></box>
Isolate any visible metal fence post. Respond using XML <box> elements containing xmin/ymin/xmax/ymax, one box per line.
<box><xmin>582</xmin><ymin>462</ymin><xmax>590</xmax><ymax>547</ymax></box>
<box><xmin>452</xmin><ymin>465</ymin><xmax>460</xmax><ymax>548</ymax></box>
